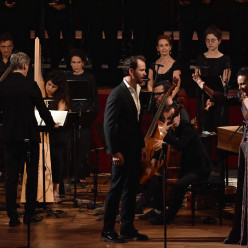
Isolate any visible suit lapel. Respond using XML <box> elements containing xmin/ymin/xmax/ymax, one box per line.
<box><xmin>120</xmin><ymin>81</ymin><xmax>138</xmax><ymax>117</ymax></box>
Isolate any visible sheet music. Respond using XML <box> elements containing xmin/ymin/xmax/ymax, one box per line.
<box><xmin>35</xmin><ymin>110</ymin><xmax>67</xmax><ymax>126</ymax></box>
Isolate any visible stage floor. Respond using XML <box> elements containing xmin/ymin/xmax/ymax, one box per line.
<box><xmin>0</xmin><ymin>175</ymin><xmax>236</xmax><ymax>248</ymax></box>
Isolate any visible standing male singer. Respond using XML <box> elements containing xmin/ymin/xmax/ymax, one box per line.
<box><xmin>0</xmin><ymin>52</ymin><xmax>57</xmax><ymax>227</ymax></box>
<box><xmin>101</xmin><ymin>55</ymin><xmax>148</xmax><ymax>243</ymax></box>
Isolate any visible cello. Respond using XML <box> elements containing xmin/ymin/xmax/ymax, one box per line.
<box><xmin>140</xmin><ymin>78</ymin><xmax>178</xmax><ymax>184</ymax></box>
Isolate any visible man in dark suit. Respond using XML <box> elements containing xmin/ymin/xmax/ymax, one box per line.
<box><xmin>0</xmin><ymin>52</ymin><xmax>57</xmax><ymax>227</ymax></box>
<box><xmin>101</xmin><ymin>55</ymin><xmax>148</xmax><ymax>243</ymax></box>
<box><xmin>150</xmin><ymin>103</ymin><xmax>211</xmax><ymax>224</ymax></box>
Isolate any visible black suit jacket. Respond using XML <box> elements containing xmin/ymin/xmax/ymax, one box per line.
<box><xmin>104</xmin><ymin>81</ymin><xmax>144</xmax><ymax>156</ymax></box>
<box><xmin>164</xmin><ymin>121</ymin><xmax>211</xmax><ymax>177</ymax></box>
<box><xmin>0</xmin><ymin>72</ymin><xmax>55</xmax><ymax>143</ymax></box>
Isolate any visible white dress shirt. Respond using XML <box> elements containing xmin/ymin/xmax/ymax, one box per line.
<box><xmin>123</xmin><ymin>78</ymin><xmax>141</xmax><ymax>120</ymax></box>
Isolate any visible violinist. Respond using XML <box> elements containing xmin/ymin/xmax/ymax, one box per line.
<box><xmin>149</xmin><ymin>103</ymin><xmax>211</xmax><ymax>224</ymax></box>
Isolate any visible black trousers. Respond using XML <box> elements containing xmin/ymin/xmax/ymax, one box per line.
<box><xmin>103</xmin><ymin>153</ymin><xmax>140</xmax><ymax>233</ymax></box>
<box><xmin>167</xmin><ymin>173</ymin><xmax>198</xmax><ymax>220</ymax></box>
<box><xmin>50</xmin><ymin>131</ymin><xmax>70</xmax><ymax>183</ymax></box>
<box><xmin>4</xmin><ymin>142</ymin><xmax>39</xmax><ymax>220</ymax></box>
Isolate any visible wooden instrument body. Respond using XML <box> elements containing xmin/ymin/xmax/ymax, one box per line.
<box><xmin>140</xmin><ymin>82</ymin><xmax>177</xmax><ymax>184</ymax></box>
<box><xmin>164</xmin><ymin>144</ymin><xmax>181</xmax><ymax>200</ymax></box>
<box><xmin>140</xmin><ymin>120</ymin><xmax>165</xmax><ymax>184</ymax></box>
<box><xmin>140</xmin><ymin>95</ymin><xmax>184</xmax><ymax>186</ymax></box>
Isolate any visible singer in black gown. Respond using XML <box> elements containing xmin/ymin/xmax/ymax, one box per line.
<box><xmin>147</xmin><ymin>35</ymin><xmax>181</xmax><ymax>98</ymax></box>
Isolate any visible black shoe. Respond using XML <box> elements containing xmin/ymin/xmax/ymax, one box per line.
<box><xmin>120</xmin><ymin>230</ymin><xmax>149</xmax><ymax>241</ymax></box>
<box><xmin>23</xmin><ymin>214</ymin><xmax>43</xmax><ymax>224</ymax></box>
<box><xmin>223</xmin><ymin>237</ymin><xmax>240</xmax><ymax>244</ymax></box>
<box><xmin>149</xmin><ymin>213</ymin><xmax>164</xmax><ymax>225</ymax></box>
<box><xmin>101</xmin><ymin>230</ymin><xmax>125</xmax><ymax>243</ymax></box>
<box><xmin>9</xmin><ymin>218</ymin><xmax>20</xmax><ymax>227</ymax></box>
<box><xmin>139</xmin><ymin>209</ymin><xmax>157</xmax><ymax>220</ymax></box>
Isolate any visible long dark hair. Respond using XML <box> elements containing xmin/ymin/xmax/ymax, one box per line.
<box><xmin>45</xmin><ymin>70</ymin><xmax>70</xmax><ymax>109</ymax></box>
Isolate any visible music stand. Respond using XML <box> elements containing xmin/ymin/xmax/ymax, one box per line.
<box><xmin>35</xmin><ymin>110</ymin><xmax>67</xmax><ymax>218</ymax></box>
<box><xmin>67</xmin><ymin>79</ymin><xmax>90</xmax><ymax>102</ymax></box>
<box><xmin>60</xmin><ymin>80</ymin><xmax>94</xmax><ymax>208</ymax></box>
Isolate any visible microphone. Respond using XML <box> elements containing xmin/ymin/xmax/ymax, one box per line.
<box><xmin>152</xmin><ymin>63</ymin><xmax>164</xmax><ymax>68</ymax></box>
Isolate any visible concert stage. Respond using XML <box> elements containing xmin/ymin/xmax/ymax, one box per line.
<box><xmin>0</xmin><ymin>175</ymin><xmax>235</xmax><ymax>248</ymax></box>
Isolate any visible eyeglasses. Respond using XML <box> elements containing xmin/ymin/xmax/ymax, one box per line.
<box><xmin>206</xmin><ymin>38</ymin><xmax>218</xmax><ymax>44</ymax></box>
<box><xmin>153</xmin><ymin>91</ymin><xmax>165</xmax><ymax>96</ymax></box>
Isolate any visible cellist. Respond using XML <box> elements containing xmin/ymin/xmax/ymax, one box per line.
<box><xmin>148</xmin><ymin>103</ymin><xmax>211</xmax><ymax>225</ymax></box>
<box><xmin>139</xmin><ymin>80</ymin><xmax>190</xmax><ymax>224</ymax></box>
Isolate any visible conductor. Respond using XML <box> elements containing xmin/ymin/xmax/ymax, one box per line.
<box><xmin>0</xmin><ymin>52</ymin><xmax>57</xmax><ymax>227</ymax></box>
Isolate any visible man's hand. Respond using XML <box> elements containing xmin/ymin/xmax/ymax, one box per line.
<box><xmin>153</xmin><ymin>139</ymin><xmax>163</xmax><ymax>151</ymax></box>
<box><xmin>161</xmin><ymin>121</ymin><xmax>172</xmax><ymax>136</ymax></box>
<box><xmin>112</xmin><ymin>152</ymin><xmax>124</xmax><ymax>166</ymax></box>
<box><xmin>54</xmin><ymin>122</ymin><xmax>60</xmax><ymax>128</ymax></box>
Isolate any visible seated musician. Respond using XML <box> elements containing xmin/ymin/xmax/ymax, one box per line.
<box><xmin>137</xmin><ymin>79</ymin><xmax>190</xmax><ymax>220</ymax></box>
<box><xmin>147</xmin><ymin>103</ymin><xmax>211</xmax><ymax>224</ymax></box>
<box><xmin>66</xmin><ymin>48</ymin><xmax>99</xmax><ymax>179</ymax></box>
<box><xmin>45</xmin><ymin>70</ymin><xmax>70</xmax><ymax>201</ymax></box>
<box><xmin>0</xmin><ymin>32</ymin><xmax>14</xmax><ymax>77</ymax></box>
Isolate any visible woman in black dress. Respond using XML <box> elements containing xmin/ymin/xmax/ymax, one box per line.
<box><xmin>45</xmin><ymin>70</ymin><xmax>70</xmax><ymax>201</ymax></box>
<box><xmin>195</xmin><ymin>25</ymin><xmax>231</xmax><ymax>132</ymax></box>
<box><xmin>66</xmin><ymin>48</ymin><xmax>99</xmax><ymax>179</ymax></box>
<box><xmin>147</xmin><ymin>35</ymin><xmax>181</xmax><ymax>99</ymax></box>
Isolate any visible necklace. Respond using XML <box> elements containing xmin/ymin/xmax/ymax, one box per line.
<box><xmin>158</xmin><ymin>57</ymin><xmax>170</xmax><ymax>64</ymax></box>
